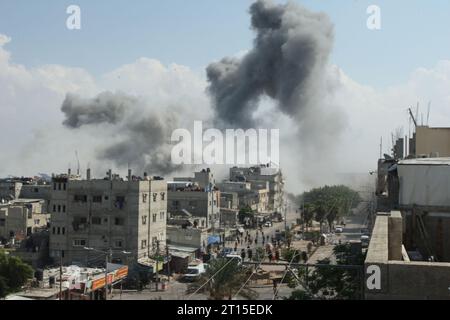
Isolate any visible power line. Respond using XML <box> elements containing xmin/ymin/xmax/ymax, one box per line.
<box><xmin>187</xmin><ymin>256</ymin><xmax>238</xmax><ymax>300</ymax></box>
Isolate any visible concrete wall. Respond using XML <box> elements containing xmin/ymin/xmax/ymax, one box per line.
<box><xmin>365</xmin><ymin>213</ymin><xmax>450</xmax><ymax>300</ymax></box>
<box><xmin>416</xmin><ymin>126</ymin><xmax>450</xmax><ymax>157</ymax></box>
<box><xmin>166</xmin><ymin>225</ymin><xmax>207</xmax><ymax>249</ymax></box>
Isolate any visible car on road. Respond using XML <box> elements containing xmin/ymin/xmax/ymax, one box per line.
<box><xmin>183</xmin><ymin>262</ymin><xmax>207</xmax><ymax>282</ymax></box>
<box><xmin>225</xmin><ymin>253</ymin><xmax>243</xmax><ymax>265</ymax></box>
<box><xmin>361</xmin><ymin>235</ymin><xmax>370</xmax><ymax>248</ymax></box>
<box><xmin>335</xmin><ymin>226</ymin><xmax>344</xmax><ymax>234</ymax></box>
<box><xmin>264</xmin><ymin>221</ymin><xmax>273</xmax><ymax>227</ymax></box>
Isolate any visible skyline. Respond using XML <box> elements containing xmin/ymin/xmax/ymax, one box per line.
<box><xmin>1</xmin><ymin>0</ymin><xmax>450</xmax><ymax>192</ymax></box>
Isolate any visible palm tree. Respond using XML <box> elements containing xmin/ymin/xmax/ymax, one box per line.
<box><xmin>186</xmin><ymin>258</ymin><xmax>258</xmax><ymax>300</ymax></box>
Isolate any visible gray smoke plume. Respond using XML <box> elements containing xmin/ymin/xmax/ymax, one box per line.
<box><xmin>207</xmin><ymin>0</ymin><xmax>334</xmax><ymax>128</ymax></box>
<box><xmin>61</xmin><ymin>92</ymin><xmax>130</xmax><ymax>128</ymax></box>
<box><xmin>61</xmin><ymin>91</ymin><xmax>181</xmax><ymax>175</ymax></box>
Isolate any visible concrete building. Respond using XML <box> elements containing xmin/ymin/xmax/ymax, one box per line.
<box><xmin>365</xmin><ymin>211</ymin><xmax>450</xmax><ymax>300</ymax></box>
<box><xmin>217</xmin><ymin>181</ymin><xmax>269</xmax><ymax>213</ymax></box>
<box><xmin>167</xmin><ymin>169</ymin><xmax>220</xmax><ymax>230</ymax></box>
<box><xmin>0</xmin><ymin>199</ymin><xmax>49</xmax><ymax>242</ymax></box>
<box><xmin>229</xmin><ymin>165</ymin><xmax>284</xmax><ymax>213</ymax></box>
<box><xmin>49</xmin><ymin>170</ymin><xmax>167</xmax><ymax>269</ymax></box>
<box><xmin>414</xmin><ymin>125</ymin><xmax>450</xmax><ymax>157</ymax></box>
<box><xmin>0</xmin><ymin>177</ymin><xmax>52</xmax><ymax>211</ymax></box>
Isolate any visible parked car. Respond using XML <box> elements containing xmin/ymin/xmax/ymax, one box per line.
<box><xmin>335</xmin><ymin>226</ymin><xmax>344</xmax><ymax>234</ymax></box>
<box><xmin>225</xmin><ymin>254</ymin><xmax>243</xmax><ymax>265</ymax></box>
<box><xmin>183</xmin><ymin>262</ymin><xmax>207</xmax><ymax>281</ymax></box>
<box><xmin>264</xmin><ymin>221</ymin><xmax>273</xmax><ymax>227</ymax></box>
<box><xmin>361</xmin><ymin>235</ymin><xmax>370</xmax><ymax>248</ymax></box>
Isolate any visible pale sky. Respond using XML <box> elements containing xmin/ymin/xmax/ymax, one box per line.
<box><xmin>1</xmin><ymin>0</ymin><xmax>450</xmax><ymax>191</ymax></box>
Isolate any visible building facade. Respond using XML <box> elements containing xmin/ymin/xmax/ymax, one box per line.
<box><xmin>49</xmin><ymin>171</ymin><xmax>167</xmax><ymax>267</ymax></box>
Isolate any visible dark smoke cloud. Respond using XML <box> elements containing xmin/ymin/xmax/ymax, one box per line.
<box><xmin>61</xmin><ymin>91</ymin><xmax>181</xmax><ymax>175</ymax></box>
<box><xmin>61</xmin><ymin>92</ymin><xmax>130</xmax><ymax>128</ymax></box>
<box><xmin>207</xmin><ymin>0</ymin><xmax>334</xmax><ymax>128</ymax></box>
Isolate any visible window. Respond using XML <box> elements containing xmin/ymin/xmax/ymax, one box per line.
<box><xmin>52</xmin><ymin>226</ymin><xmax>55</xmax><ymax>234</ymax></box>
<box><xmin>160</xmin><ymin>212</ymin><xmax>165</xmax><ymax>220</ymax></box>
<box><xmin>91</xmin><ymin>217</ymin><xmax>102</xmax><ymax>225</ymax></box>
<box><xmin>93</xmin><ymin>195</ymin><xmax>102</xmax><ymax>203</ymax></box>
<box><xmin>160</xmin><ymin>192</ymin><xmax>165</xmax><ymax>200</ymax></box>
<box><xmin>57</xmin><ymin>205</ymin><xmax>61</xmax><ymax>212</ymax></box>
<box><xmin>73</xmin><ymin>239</ymin><xmax>86</xmax><ymax>247</ymax></box>
<box><xmin>142</xmin><ymin>215</ymin><xmax>147</xmax><ymax>225</ymax></box>
<box><xmin>78</xmin><ymin>217</ymin><xmax>88</xmax><ymax>224</ymax></box>
<box><xmin>33</xmin><ymin>187</ymin><xmax>39</xmax><ymax>193</ymax></box>
<box><xmin>0</xmin><ymin>218</ymin><xmax>6</xmax><ymax>226</ymax></box>
<box><xmin>58</xmin><ymin>183</ymin><xmax>61</xmax><ymax>190</ymax></box>
<box><xmin>114</xmin><ymin>240</ymin><xmax>123</xmax><ymax>248</ymax></box>
<box><xmin>141</xmin><ymin>240</ymin><xmax>147</xmax><ymax>249</ymax></box>
<box><xmin>114</xmin><ymin>217</ymin><xmax>125</xmax><ymax>226</ymax></box>
<box><xmin>74</xmin><ymin>195</ymin><xmax>87</xmax><ymax>202</ymax></box>
<box><xmin>53</xmin><ymin>183</ymin><xmax>57</xmax><ymax>190</ymax></box>
<box><xmin>34</xmin><ymin>219</ymin><xmax>40</xmax><ymax>225</ymax></box>
<box><xmin>57</xmin><ymin>227</ymin><xmax>61</xmax><ymax>235</ymax></box>
<box><xmin>152</xmin><ymin>214</ymin><xmax>157</xmax><ymax>223</ymax></box>
<box><xmin>152</xmin><ymin>193</ymin><xmax>157</xmax><ymax>202</ymax></box>
<box><xmin>142</xmin><ymin>193</ymin><xmax>148</xmax><ymax>203</ymax></box>
<box><xmin>62</xmin><ymin>205</ymin><xmax>66</xmax><ymax>213</ymax></box>
<box><xmin>115</xmin><ymin>196</ymin><xmax>125</xmax><ymax>209</ymax></box>
<box><xmin>53</xmin><ymin>204</ymin><xmax>56</xmax><ymax>212</ymax></box>
<box><xmin>62</xmin><ymin>227</ymin><xmax>65</xmax><ymax>235</ymax></box>
<box><xmin>63</xmin><ymin>183</ymin><xmax>66</xmax><ymax>191</ymax></box>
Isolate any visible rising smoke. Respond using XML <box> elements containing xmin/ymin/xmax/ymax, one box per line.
<box><xmin>59</xmin><ymin>0</ymin><xmax>344</xmax><ymax>189</ymax></box>
<box><xmin>207</xmin><ymin>0</ymin><xmax>335</xmax><ymax>128</ymax></box>
<box><xmin>61</xmin><ymin>91</ymin><xmax>182</xmax><ymax>175</ymax></box>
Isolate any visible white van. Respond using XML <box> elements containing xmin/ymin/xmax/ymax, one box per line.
<box><xmin>183</xmin><ymin>262</ymin><xmax>207</xmax><ymax>281</ymax></box>
<box><xmin>225</xmin><ymin>254</ymin><xmax>243</xmax><ymax>265</ymax></box>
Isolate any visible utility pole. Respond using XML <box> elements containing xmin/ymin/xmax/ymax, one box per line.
<box><xmin>59</xmin><ymin>251</ymin><xmax>63</xmax><ymax>300</ymax></box>
<box><xmin>155</xmin><ymin>240</ymin><xmax>160</xmax><ymax>292</ymax></box>
<box><xmin>166</xmin><ymin>245</ymin><xmax>170</xmax><ymax>283</ymax></box>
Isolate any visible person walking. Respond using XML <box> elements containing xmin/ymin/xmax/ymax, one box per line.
<box><xmin>241</xmin><ymin>248</ymin><xmax>246</xmax><ymax>261</ymax></box>
<box><xmin>275</xmin><ymin>249</ymin><xmax>280</xmax><ymax>262</ymax></box>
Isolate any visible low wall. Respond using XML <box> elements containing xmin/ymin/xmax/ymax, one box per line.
<box><xmin>365</xmin><ymin>213</ymin><xmax>450</xmax><ymax>300</ymax></box>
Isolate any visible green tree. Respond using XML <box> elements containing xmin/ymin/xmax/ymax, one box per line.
<box><xmin>0</xmin><ymin>250</ymin><xmax>34</xmax><ymax>298</ymax></box>
<box><xmin>186</xmin><ymin>258</ymin><xmax>257</xmax><ymax>300</ymax></box>
<box><xmin>238</xmin><ymin>206</ymin><xmax>254</xmax><ymax>226</ymax></box>
<box><xmin>298</xmin><ymin>185</ymin><xmax>362</xmax><ymax>232</ymax></box>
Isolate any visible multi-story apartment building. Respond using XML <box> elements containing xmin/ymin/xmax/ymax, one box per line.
<box><xmin>0</xmin><ymin>199</ymin><xmax>49</xmax><ymax>242</ymax></box>
<box><xmin>229</xmin><ymin>165</ymin><xmax>284</xmax><ymax>214</ymax></box>
<box><xmin>49</xmin><ymin>170</ymin><xmax>167</xmax><ymax>267</ymax></box>
<box><xmin>168</xmin><ymin>169</ymin><xmax>220</xmax><ymax>230</ymax></box>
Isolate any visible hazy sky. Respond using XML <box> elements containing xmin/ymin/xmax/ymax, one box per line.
<box><xmin>1</xmin><ymin>0</ymin><xmax>450</xmax><ymax>191</ymax></box>
<box><xmin>1</xmin><ymin>0</ymin><xmax>450</xmax><ymax>88</ymax></box>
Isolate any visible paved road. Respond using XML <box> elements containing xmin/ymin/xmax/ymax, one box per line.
<box><xmin>340</xmin><ymin>201</ymin><xmax>369</xmax><ymax>242</ymax></box>
<box><xmin>225</xmin><ymin>204</ymin><xmax>299</xmax><ymax>254</ymax></box>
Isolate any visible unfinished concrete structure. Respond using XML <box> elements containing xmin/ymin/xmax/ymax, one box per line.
<box><xmin>229</xmin><ymin>165</ymin><xmax>284</xmax><ymax>214</ymax></box>
<box><xmin>365</xmin><ymin>211</ymin><xmax>450</xmax><ymax>299</ymax></box>
<box><xmin>49</xmin><ymin>170</ymin><xmax>167</xmax><ymax>268</ymax></box>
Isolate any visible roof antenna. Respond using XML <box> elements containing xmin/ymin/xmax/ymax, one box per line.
<box><xmin>75</xmin><ymin>151</ymin><xmax>80</xmax><ymax>175</ymax></box>
<box><xmin>427</xmin><ymin>101</ymin><xmax>431</xmax><ymax>126</ymax></box>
